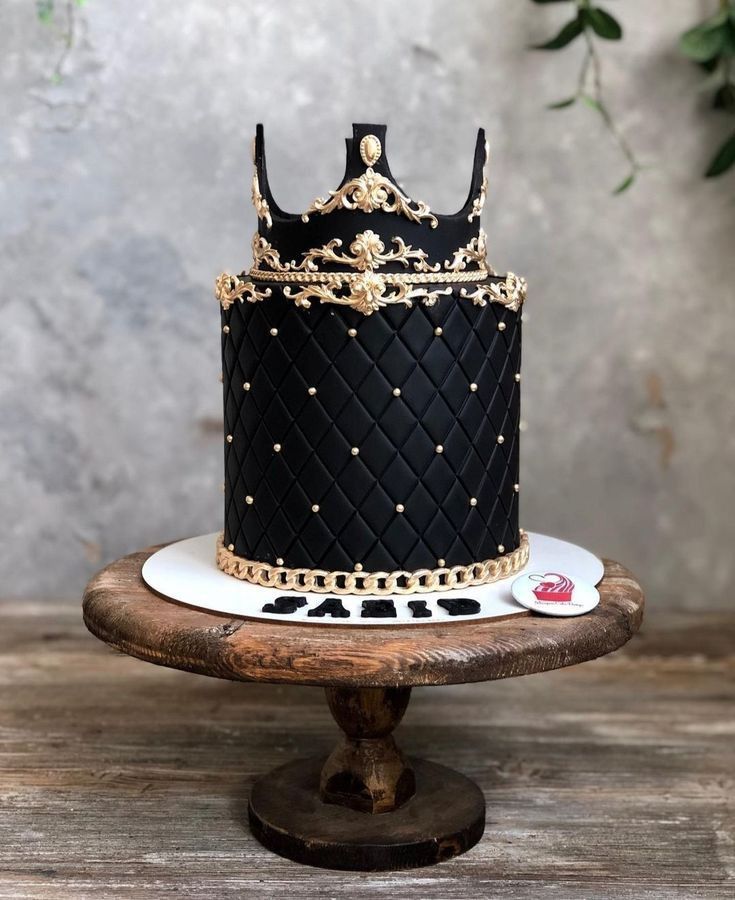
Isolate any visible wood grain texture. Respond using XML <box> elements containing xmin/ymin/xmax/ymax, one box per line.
<box><xmin>1</xmin><ymin>600</ymin><xmax>733</xmax><ymax>897</ymax></box>
<box><xmin>82</xmin><ymin>546</ymin><xmax>644</xmax><ymax>687</ymax></box>
<box><xmin>320</xmin><ymin>687</ymin><xmax>415</xmax><ymax>814</ymax></box>
<box><xmin>249</xmin><ymin>757</ymin><xmax>485</xmax><ymax>871</ymax></box>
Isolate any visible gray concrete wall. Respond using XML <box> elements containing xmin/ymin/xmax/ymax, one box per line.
<box><xmin>2</xmin><ymin>0</ymin><xmax>733</xmax><ymax>608</ymax></box>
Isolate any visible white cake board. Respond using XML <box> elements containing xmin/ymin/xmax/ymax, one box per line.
<box><xmin>142</xmin><ymin>532</ymin><xmax>603</xmax><ymax>627</ymax></box>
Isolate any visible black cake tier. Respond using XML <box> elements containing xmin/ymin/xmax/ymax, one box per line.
<box><xmin>217</xmin><ymin>123</ymin><xmax>526</xmax><ymax>594</ymax></box>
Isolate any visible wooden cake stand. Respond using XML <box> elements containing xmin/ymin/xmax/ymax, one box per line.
<box><xmin>82</xmin><ymin>545</ymin><xmax>644</xmax><ymax>872</ymax></box>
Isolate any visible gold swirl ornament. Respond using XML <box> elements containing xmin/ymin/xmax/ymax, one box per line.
<box><xmin>302</xmin><ymin>167</ymin><xmax>438</xmax><ymax>228</ymax></box>
<box><xmin>216</xmin><ymin>273</ymin><xmax>272</xmax><ymax>309</ymax></box>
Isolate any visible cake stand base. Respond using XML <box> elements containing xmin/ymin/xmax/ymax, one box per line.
<box><xmin>248</xmin><ymin>684</ymin><xmax>482</xmax><ymax>870</ymax></box>
<box><xmin>249</xmin><ymin>757</ymin><xmax>485</xmax><ymax>871</ymax></box>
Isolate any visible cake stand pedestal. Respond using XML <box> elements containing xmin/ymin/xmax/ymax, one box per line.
<box><xmin>82</xmin><ymin>545</ymin><xmax>643</xmax><ymax>872</ymax></box>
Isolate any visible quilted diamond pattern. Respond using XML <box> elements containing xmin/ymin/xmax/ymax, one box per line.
<box><xmin>221</xmin><ymin>284</ymin><xmax>521</xmax><ymax>573</ymax></box>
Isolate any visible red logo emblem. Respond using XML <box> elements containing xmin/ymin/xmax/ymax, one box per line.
<box><xmin>530</xmin><ymin>573</ymin><xmax>575</xmax><ymax>602</ymax></box>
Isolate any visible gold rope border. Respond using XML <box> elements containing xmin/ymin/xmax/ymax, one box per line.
<box><xmin>216</xmin><ymin>530</ymin><xmax>529</xmax><ymax>596</ymax></box>
<box><xmin>248</xmin><ymin>267</ymin><xmax>488</xmax><ymax>285</ymax></box>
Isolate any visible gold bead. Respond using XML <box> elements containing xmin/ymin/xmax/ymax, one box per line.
<box><xmin>348</xmin><ymin>328</ymin><xmax>357</xmax><ymax>337</ymax></box>
<box><xmin>273</xmin><ymin>443</ymin><xmax>281</xmax><ymax>452</ymax></box>
<box><xmin>276</xmin><ymin>557</ymin><xmax>284</xmax><ymax>566</ymax></box>
<box><xmin>308</xmin><ymin>386</ymin><xmax>317</xmax><ymax>396</ymax></box>
<box><xmin>311</xmin><ymin>504</ymin><xmax>320</xmax><ymax>513</ymax></box>
<box><xmin>269</xmin><ymin>327</ymin><xmax>278</xmax><ymax>337</ymax></box>
<box><xmin>393</xmin><ymin>388</ymin><xmax>401</xmax><ymax>397</ymax></box>
<box><xmin>243</xmin><ymin>382</ymin><xmax>251</xmax><ymax>391</ymax></box>
<box><xmin>222</xmin><ymin>325</ymin><xmax>230</xmax><ymax>334</ymax></box>
<box><xmin>514</xmin><ymin>483</ymin><xmax>520</xmax><ymax>492</ymax></box>
<box><xmin>498</xmin><ymin>322</ymin><xmax>506</xmax><ymax>332</ymax></box>
<box><xmin>435</xmin><ymin>445</ymin><xmax>443</xmax><ymax>454</ymax></box>
<box><xmin>351</xmin><ymin>447</ymin><xmax>359</xmax><ymax>456</ymax></box>
<box><xmin>469</xmin><ymin>497</ymin><xmax>477</xmax><ymax>507</ymax></box>
<box><xmin>434</xmin><ymin>326</ymin><xmax>443</xmax><ymax>336</ymax></box>
<box><xmin>395</xmin><ymin>503</ymin><xmax>404</xmax><ymax>513</ymax></box>
<box><xmin>354</xmin><ymin>563</ymin><xmax>363</xmax><ymax>572</ymax></box>
<box><xmin>226</xmin><ymin>434</ymin><xmax>233</xmax><ymax>443</ymax></box>
<box><xmin>437</xmin><ymin>558</ymin><xmax>446</xmax><ymax>567</ymax></box>
<box><xmin>469</xmin><ymin>383</ymin><xmax>478</xmax><ymax>392</ymax></box>
<box><xmin>498</xmin><ymin>544</ymin><xmax>505</xmax><ymax>554</ymax></box>
<box><xmin>227</xmin><ymin>543</ymin><xmax>234</xmax><ymax>552</ymax></box>
<box><xmin>245</xmin><ymin>495</ymin><xmax>254</xmax><ymax>505</ymax></box>
<box><xmin>515</xmin><ymin>373</ymin><xmax>521</xmax><ymax>382</ymax></box>
<box><xmin>497</xmin><ymin>435</ymin><xmax>505</xmax><ymax>444</ymax></box>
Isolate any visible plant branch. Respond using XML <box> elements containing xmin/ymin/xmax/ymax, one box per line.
<box><xmin>52</xmin><ymin>0</ymin><xmax>76</xmax><ymax>82</ymax></box>
<box><xmin>580</xmin><ymin>25</ymin><xmax>640</xmax><ymax>175</ymax></box>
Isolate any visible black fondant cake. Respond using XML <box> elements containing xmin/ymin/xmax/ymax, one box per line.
<box><xmin>216</xmin><ymin>123</ymin><xmax>527</xmax><ymax>595</ymax></box>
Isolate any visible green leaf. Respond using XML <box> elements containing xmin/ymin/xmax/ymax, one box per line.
<box><xmin>36</xmin><ymin>0</ymin><xmax>54</xmax><ymax>23</ymax></box>
<box><xmin>722</xmin><ymin>21</ymin><xmax>735</xmax><ymax>56</ymax></box>
<box><xmin>533</xmin><ymin>16</ymin><xmax>584</xmax><ymax>50</ymax></box>
<box><xmin>703</xmin><ymin>8</ymin><xmax>731</xmax><ymax>30</ymax></box>
<box><xmin>585</xmin><ymin>7</ymin><xmax>623</xmax><ymax>41</ymax></box>
<box><xmin>705</xmin><ymin>130</ymin><xmax>735</xmax><ymax>177</ymax></box>
<box><xmin>580</xmin><ymin>94</ymin><xmax>603</xmax><ymax>112</ymax></box>
<box><xmin>547</xmin><ymin>97</ymin><xmax>577</xmax><ymax>109</ymax></box>
<box><xmin>679</xmin><ymin>23</ymin><xmax>726</xmax><ymax>62</ymax></box>
<box><xmin>613</xmin><ymin>173</ymin><xmax>635</xmax><ymax>194</ymax></box>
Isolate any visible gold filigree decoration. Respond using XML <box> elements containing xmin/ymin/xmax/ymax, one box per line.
<box><xmin>468</xmin><ymin>175</ymin><xmax>487</xmax><ymax>223</ymax></box>
<box><xmin>216</xmin><ymin>530</ymin><xmax>529</xmax><ymax>596</ymax></box>
<box><xmin>302</xmin><ymin>168</ymin><xmax>438</xmax><ymax>228</ymax></box>
<box><xmin>301</xmin><ymin>230</ymin><xmax>441</xmax><ymax>273</ymax></box>
<box><xmin>359</xmin><ymin>134</ymin><xmax>382</xmax><ymax>167</ymax></box>
<box><xmin>444</xmin><ymin>230</ymin><xmax>493</xmax><ymax>272</ymax></box>
<box><xmin>251</xmin><ymin>169</ymin><xmax>273</xmax><ymax>229</ymax></box>
<box><xmin>251</xmin><ymin>235</ymin><xmax>316</xmax><ymax>272</ymax></box>
<box><xmin>283</xmin><ymin>274</ymin><xmax>452</xmax><ymax>316</ymax></box>
<box><xmin>459</xmin><ymin>272</ymin><xmax>527</xmax><ymax>312</ymax></box>
<box><xmin>215</xmin><ymin>273</ymin><xmax>272</xmax><ymax>309</ymax></box>
<box><xmin>249</xmin><ymin>230</ymin><xmax>497</xmax><ymax>276</ymax></box>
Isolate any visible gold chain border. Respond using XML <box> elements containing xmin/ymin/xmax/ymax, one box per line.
<box><xmin>216</xmin><ymin>530</ymin><xmax>529</xmax><ymax>596</ymax></box>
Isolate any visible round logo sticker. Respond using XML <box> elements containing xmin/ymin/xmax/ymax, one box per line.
<box><xmin>511</xmin><ymin>571</ymin><xmax>599</xmax><ymax>617</ymax></box>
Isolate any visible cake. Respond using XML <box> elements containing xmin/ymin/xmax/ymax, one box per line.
<box><xmin>216</xmin><ymin>123</ymin><xmax>527</xmax><ymax>596</ymax></box>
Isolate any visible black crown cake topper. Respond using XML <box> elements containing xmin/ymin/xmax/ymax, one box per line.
<box><xmin>216</xmin><ymin>123</ymin><xmax>526</xmax><ymax>318</ymax></box>
<box><xmin>216</xmin><ymin>124</ymin><xmax>527</xmax><ymax>595</ymax></box>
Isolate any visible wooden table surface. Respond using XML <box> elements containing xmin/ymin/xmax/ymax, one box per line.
<box><xmin>1</xmin><ymin>598</ymin><xmax>733</xmax><ymax>899</ymax></box>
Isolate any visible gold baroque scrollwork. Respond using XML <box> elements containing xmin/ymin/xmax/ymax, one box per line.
<box><xmin>215</xmin><ymin>273</ymin><xmax>272</xmax><ymax>309</ymax></box>
<box><xmin>283</xmin><ymin>274</ymin><xmax>452</xmax><ymax>316</ymax></box>
<box><xmin>251</xmin><ymin>169</ymin><xmax>273</xmax><ymax>229</ymax></box>
<box><xmin>251</xmin><ymin>235</ymin><xmax>316</xmax><ymax>272</ymax></box>
<box><xmin>250</xmin><ymin>230</ymin><xmax>493</xmax><ymax>276</ymax></box>
<box><xmin>301</xmin><ymin>230</ymin><xmax>440</xmax><ymax>273</ymax></box>
<box><xmin>302</xmin><ymin>168</ymin><xmax>439</xmax><ymax>228</ymax></box>
<box><xmin>459</xmin><ymin>272</ymin><xmax>527</xmax><ymax>312</ymax></box>
<box><xmin>444</xmin><ymin>230</ymin><xmax>493</xmax><ymax>272</ymax></box>
<box><xmin>468</xmin><ymin>175</ymin><xmax>487</xmax><ymax>223</ymax></box>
